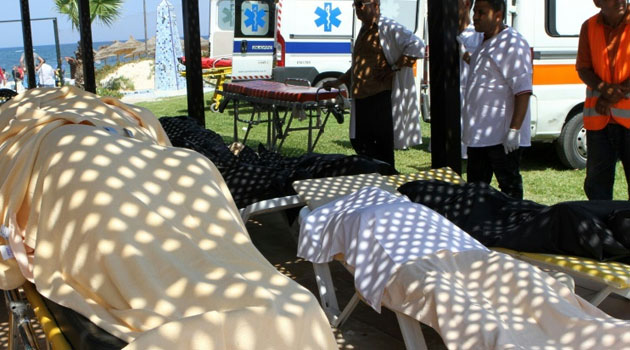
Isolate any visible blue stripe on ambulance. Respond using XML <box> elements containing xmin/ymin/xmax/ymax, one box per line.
<box><xmin>233</xmin><ymin>40</ymin><xmax>275</xmax><ymax>54</ymax></box>
<box><xmin>285</xmin><ymin>42</ymin><xmax>351</xmax><ymax>54</ymax></box>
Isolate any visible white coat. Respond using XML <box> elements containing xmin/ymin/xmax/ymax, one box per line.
<box><xmin>350</xmin><ymin>16</ymin><xmax>425</xmax><ymax>149</ymax></box>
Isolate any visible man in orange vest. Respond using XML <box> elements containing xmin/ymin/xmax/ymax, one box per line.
<box><xmin>576</xmin><ymin>0</ymin><xmax>630</xmax><ymax>200</ymax></box>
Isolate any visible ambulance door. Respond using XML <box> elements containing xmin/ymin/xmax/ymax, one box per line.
<box><xmin>277</xmin><ymin>0</ymin><xmax>354</xmax><ymax>81</ymax></box>
<box><xmin>210</xmin><ymin>0</ymin><xmax>235</xmax><ymax>57</ymax></box>
<box><xmin>232</xmin><ymin>0</ymin><xmax>275</xmax><ymax>80</ymax></box>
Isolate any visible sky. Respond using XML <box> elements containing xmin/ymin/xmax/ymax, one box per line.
<box><xmin>0</xmin><ymin>0</ymin><xmax>211</xmax><ymax>48</ymax></box>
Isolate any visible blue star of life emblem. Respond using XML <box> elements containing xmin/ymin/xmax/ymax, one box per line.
<box><xmin>315</xmin><ymin>3</ymin><xmax>342</xmax><ymax>32</ymax></box>
<box><xmin>244</xmin><ymin>4</ymin><xmax>266</xmax><ymax>32</ymax></box>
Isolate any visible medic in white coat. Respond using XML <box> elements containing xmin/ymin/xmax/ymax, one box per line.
<box><xmin>378</xmin><ymin>16</ymin><xmax>426</xmax><ymax>149</ymax></box>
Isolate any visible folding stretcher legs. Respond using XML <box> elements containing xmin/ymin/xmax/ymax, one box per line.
<box><xmin>312</xmin><ymin>262</ymin><xmax>428</xmax><ymax>350</ymax></box>
<box><xmin>4</xmin><ymin>289</ymin><xmax>40</xmax><ymax>350</ymax></box>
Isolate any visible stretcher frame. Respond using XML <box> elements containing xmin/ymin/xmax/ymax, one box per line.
<box><xmin>180</xmin><ymin>56</ymin><xmax>233</xmax><ymax>113</ymax></box>
<box><xmin>217</xmin><ymin>83</ymin><xmax>346</xmax><ymax>153</ymax></box>
<box><xmin>288</xmin><ymin>169</ymin><xmax>465</xmax><ymax>350</ymax></box>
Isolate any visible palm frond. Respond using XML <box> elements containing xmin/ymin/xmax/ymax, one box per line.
<box><xmin>54</xmin><ymin>0</ymin><xmax>123</xmax><ymax>29</ymax></box>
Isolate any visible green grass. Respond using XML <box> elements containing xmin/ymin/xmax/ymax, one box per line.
<box><xmin>137</xmin><ymin>93</ymin><xmax>628</xmax><ymax>205</ymax></box>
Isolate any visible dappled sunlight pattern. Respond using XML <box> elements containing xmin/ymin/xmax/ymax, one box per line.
<box><xmin>294</xmin><ymin>172</ymin><xmax>399</xmax><ymax>209</ymax></box>
<box><xmin>294</xmin><ymin>176</ymin><xmax>630</xmax><ymax>349</ymax></box>
<box><xmin>292</xmin><ymin>168</ymin><xmax>462</xmax><ymax>210</ymax></box>
<box><xmin>385</xmin><ymin>167</ymin><xmax>464</xmax><ymax>187</ymax></box>
<box><xmin>0</xmin><ymin>87</ymin><xmax>337</xmax><ymax>349</ymax></box>
<box><xmin>378</xmin><ymin>17</ymin><xmax>425</xmax><ymax>149</ymax></box>
<box><xmin>298</xmin><ymin>187</ymin><xmax>487</xmax><ymax>311</ymax></box>
<box><xmin>494</xmin><ymin>248</ymin><xmax>630</xmax><ymax>290</ymax></box>
<box><xmin>463</xmin><ymin>27</ymin><xmax>532</xmax><ymax>147</ymax></box>
<box><xmin>384</xmin><ymin>249</ymin><xmax>630</xmax><ymax>350</ymax></box>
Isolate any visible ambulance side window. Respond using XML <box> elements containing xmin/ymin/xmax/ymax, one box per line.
<box><xmin>379</xmin><ymin>0</ymin><xmax>419</xmax><ymax>32</ymax></box>
<box><xmin>236</xmin><ymin>1</ymin><xmax>273</xmax><ymax>37</ymax></box>
<box><xmin>546</xmin><ymin>0</ymin><xmax>598</xmax><ymax>37</ymax></box>
<box><xmin>218</xmin><ymin>0</ymin><xmax>235</xmax><ymax>31</ymax></box>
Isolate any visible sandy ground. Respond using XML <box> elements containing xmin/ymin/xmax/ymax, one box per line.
<box><xmin>101</xmin><ymin>60</ymin><xmax>155</xmax><ymax>91</ymax></box>
<box><xmin>103</xmin><ymin>60</ymin><xmax>216</xmax><ymax>103</ymax></box>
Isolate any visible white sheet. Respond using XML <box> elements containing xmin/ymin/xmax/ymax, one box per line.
<box><xmin>298</xmin><ymin>187</ymin><xmax>487</xmax><ymax>311</ymax></box>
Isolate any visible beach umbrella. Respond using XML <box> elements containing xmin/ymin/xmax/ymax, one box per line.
<box><xmin>155</xmin><ymin>0</ymin><xmax>186</xmax><ymax>91</ymax></box>
<box><xmin>120</xmin><ymin>35</ymin><xmax>142</xmax><ymax>54</ymax></box>
<box><xmin>107</xmin><ymin>36</ymin><xmax>140</xmax><ymax>59</ymax></box>
<box><xmin>179</xmin><ymin>37</ymin><xmax>209</xmax><ymax>53</ymax></box>
<box><xmin>125</xmin><ymin>36</ymin><xmax>156</xmax><ymax>59</ymax></box>
<box><xmin>94</xmin><ymin>40</ymin><xmax>124</xmax><ymax>63</ymax></box>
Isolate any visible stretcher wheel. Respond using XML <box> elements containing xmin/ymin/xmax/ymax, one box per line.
<box><xmin>210</xmin><ymin>103</ymin><xmax>220</xmax><ymax>113</ymax></box>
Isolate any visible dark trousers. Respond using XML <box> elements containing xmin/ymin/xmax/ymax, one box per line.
<box><xmin>352</xmin><ymin>90</ymin><xmax>395</xmax><ymax>168</ymax></box>
<box><xmin>585</xmin><ymin>124</ymin><xmax>630</xmax><ymax>200</ymax></box>
<box><xmin>467</xmin><ymin>145</ymin><xmax>524</xmax><ymax>199</ymax></box>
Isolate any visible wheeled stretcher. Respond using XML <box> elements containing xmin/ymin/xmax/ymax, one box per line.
<box><xmin>180</xmin><ymin>56</ymin><xmax>232</xmax><ymax>112</ymax></box>
<box><xmin>217</xmin><ymin>80</ymin><xmax>347</xmax><ymax>152</ymax></box>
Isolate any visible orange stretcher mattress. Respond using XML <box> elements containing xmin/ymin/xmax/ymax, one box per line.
<box><xmin>223</xmin><ymin>80</ymin><xmax>346</xmax><ymax>102</ymax></box>
<box><xmin>180</xmin><ymin>56</ymin><xmax>232</xmax><ymax>68</ymax></box>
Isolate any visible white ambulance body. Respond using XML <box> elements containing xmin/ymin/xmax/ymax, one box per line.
<box><xmin>209</xmin><ymin>0</ymin><xmax>236</xmax><ymax>58</ymax></box>
<box><xmin>510</xmin><ymin>0</ymin><xmax>599</xmax><ymax>169</ymax></box>
<box><xmin>222</xmin><ymin>0</ymin><xmax>426</xmax><ymax>87</ymax></box>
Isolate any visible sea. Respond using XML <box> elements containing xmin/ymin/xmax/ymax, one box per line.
<box><xmin>0</xmin><ymin>41</ymin><xmax>138</xmax><ymax>80</ymax></box>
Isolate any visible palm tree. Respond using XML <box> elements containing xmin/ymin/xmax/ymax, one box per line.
<box><xmin>54</xmin><ymin>0</ymin><xmax>123</xmax><ymax>88</ymax></box>
<box><xmin>54</xmin><ymin>0</ymin><xmax>123</xmax><ymax>29</ymax></box>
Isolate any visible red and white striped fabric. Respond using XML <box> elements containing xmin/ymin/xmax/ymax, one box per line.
<box><xmin>231</xmin><ymin>75</ymin><xmax>273</xmax><ymax>81</ymax></box>
<box><xmin>276</xmin><ymin>0</ymin><xmax>283</xmax><ymax>31</ymax></box>
<box><xmin>223</xmin><ymin>80</ymin><xmax>346</xmax><ymax>102</ymax></box>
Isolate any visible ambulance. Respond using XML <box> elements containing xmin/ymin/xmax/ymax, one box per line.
<box><xmin>211</xmin><ymin>0</ymin><xmax>426</xmax><ymax>90</ymax></box>
<box><xmin>210</xmin><ymin>0</ymin><xmax>604</xmax><ymax>169</ymax></box>
<box><xmin>510</xmin><ymin>0</ymin><xmax>599</xmax><ymax>169</ymax></box>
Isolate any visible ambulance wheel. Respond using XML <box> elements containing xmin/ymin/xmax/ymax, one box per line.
<box><xmin>556</xmin><ymin>112</ymin><xmax>587</xmax><ymax>169</ymax></box>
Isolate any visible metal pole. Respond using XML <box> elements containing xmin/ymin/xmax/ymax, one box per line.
<box><xmin>182</xmin><ymin>0</ymin><xmax>206</xmax><ymax>126</ymax></box>
<box><xmin>19</xmin><ymin>0</ymin><xmax>36</xmax><ymax>90</ymax></box>
<box><xmin>77</xmin><ymin>0</ymin><xmax>96</xmax><ymax>93</ymax></box>
<box><xmin>53</xmin><ymin>18</ymin><xmax>64</xmax><ymax>86</ymax></box>
<box><xmin>143</xmin><ymin>0</ymin><xmax>148</xmax><ymax>55</ymax></box>
<box><xmin>428</xmin><ymin>0</ymin><xmax>462</xmax><ymax>174</ymax></box>
<box><xmin>208</xmin><ymin>0</ymin><xmax>212</xmax><ymax>52</ymax></box>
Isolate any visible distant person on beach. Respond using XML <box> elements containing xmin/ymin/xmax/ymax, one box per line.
<box><xmin>11</xmin><ymin>65</ymin><xmax>24</xmax><ymax>92</ymax></box>
<box><xmin>64</xmin><ymin>56</ymin><xmax>78</xmax><ymax>80</ymax></box>
<box><xmin>20</xmin><ymin>51</ymin><xmax>45</xmax><ymax>88</ymax></box>
<box><xmin>0</xmin><ymin>68</ymin><xmax>7</xmax><ymax>87</ymax></box>
<box><xmin>37</xmin><ymin>60</ymin><xmax>56</xmax><ymax>88</ymax></box>
<box><xmin>20</xmin><ymin>51</ymin><xmax>44</xmax><ymax>71</ymax></box>
<box><xmin>66</xmin><ymin>46</ymin><xmax>84</xmax><ymax>89</ymax></box>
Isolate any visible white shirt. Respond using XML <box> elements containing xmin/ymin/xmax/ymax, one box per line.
<box><xmin>458</xmin><ymin>25</ymin><xmax>484</xmax><ymax>104</ymax></box>
<box><xmin>463</xmin><ymin>27</ymin><xmax>532</xmax><ymax>147</ymax></box>
<box><xmin>37</xmin><ymin>63</ymin><xmax>56</xmax><ymax>87</ymax></box>
<box><xmin>298</xmin><ymin>187</ymin><xmax>487</xmax><ymax>312</ymax></box>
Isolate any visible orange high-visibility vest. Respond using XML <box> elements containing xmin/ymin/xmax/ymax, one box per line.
<box><xmin>583</xmin><ymin>14</ymin><xmax>630</xmax><ymax>130</ymax></box>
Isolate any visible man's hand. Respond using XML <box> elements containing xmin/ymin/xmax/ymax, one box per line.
<box><xmin>599</xmin><ymin>82</ymin><xmax>626</xmax><ymax>103</ymax></box>
<box><xmin>322</xmin><ymin>79</ymin><xmax>342</xmax><ymax>91</ymax></box>
<box><xmin>322</xmin><ymin>79</ymin><xmax>343</xmax><ymax>91</ymax></box>
<box><xmin>595</xmin><ymin>97</ymin><xmax>613</xmax><ymax>115</ymax></box>
<box><xmin>503</xmin><ymin>128</ymin><xmax>520</xmax><ymax>154</ymax></box>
